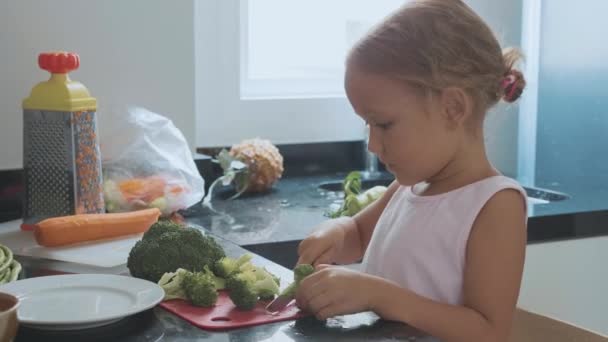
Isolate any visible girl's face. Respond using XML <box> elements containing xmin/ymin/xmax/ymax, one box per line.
<box><xmin>344</xmin><ymin>67</ymin><xmax>463</xmax><ymax>186</ymax></box>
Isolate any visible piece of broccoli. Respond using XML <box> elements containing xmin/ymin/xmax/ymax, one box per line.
<box><xmin>158</xmin><ymin>268</ymin><xmax>190</xmax><ymax>301</ymax></box>
<box><xmin>127</xmin><ymin>223</ymin><xmax>226</xmax><ymax>282</ymax></box>
<box><xmin>225</xmin><ymin>269</ymin><xmax>281</xmax><ymax>310</ymax></box>
<box><xmin>255</xmin><ymin>276</ymin><xmax>280</xmax><ymax>301</ymax></box>
<box><xmin>213</xmin><ymin>253</ymin><xmax>253</xmax><ymax>278</ymax></box>
<box><xmin>202</xmin><ymin>265</ymin><xmax>226</xmax><ymax>290</ymax></box>
<box><xmin>343</xmin><ymin>171</ymin><xmax>362</xmax><ymax>197</ymax></box>
<box><xmin>279</xmin><ymin>264</ymin><xmax>315</xmax><ymax>298</ymax></box>
<box><xmin>328</xmin><ymin>171</ymin><xmax>388</xmax><ymax>218</ymax></box>
<box><xmin>225</xmin><ymin>272</ymin><xmax>258</xmax><ymax>310</ymax></box>
<box><xmin>182</xmin><ymin>271</ymin><xmax>219</xmax><ymax>307</ymax></box>
<box><xmin>142</xmin><ymin>219</ymin><xmax>183</xmax><ymax>241</ymax></box>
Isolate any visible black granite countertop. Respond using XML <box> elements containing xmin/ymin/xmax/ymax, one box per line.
<box><xmin>183</xmin><ymin>171</ymin><xmax>608</xmax><ymax>264</ymax></box>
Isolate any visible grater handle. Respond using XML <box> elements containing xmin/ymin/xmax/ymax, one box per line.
<box><xmin>38</xmin><ymin>52</ymin><xmax>79</xmax><ymax>74</ymax></box>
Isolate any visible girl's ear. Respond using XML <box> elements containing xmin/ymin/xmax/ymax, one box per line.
<box><xmin>439</xmin><ymin>87</ymin><xmax>473</xmax><ymax>128</ymax></box>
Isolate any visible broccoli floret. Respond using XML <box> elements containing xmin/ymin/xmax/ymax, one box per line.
<box><xmin>127</xmin><ymin>224</ymin><xmax>226</xmax><ymax>282</ymax></box>
<box><xmin>225</xmin><ymin>269</ymin><xmax>281</xmax><ymax>310</ymax></box>
<box><xmin>157</xmin><ymin>268</ymin><xmax>190</xmax><ymax>301</ymax></box>
<box><xmin>271</xmin><ymin>272</ymin><xmax>281</xmax><ymax>287</ymax></box>
<box><xmin>213</xmin><ymin>254</ymin><xmax>253</xmax><ymax>278</ymax></box>
<box><xmin>343</xmin><ymin>171</ymin><xmax>362</xmax><ymax>197</ymax></box>
<box><xmin>182</xmin><ymin>271</ymin><xmax>218</xmax><ymax>307</ymax></box>
<box><xmin>328</xmin><ymin>171</ymin><xmax>387</xmax><ymax>218</ymax></box>
<box><xmin>294</xmin><ymin>264</ymin><xmax>315</xmax><ymax>282</ymax></box>
<box><xmin>279</xmin><ymin>264</ymin><xmax>315</xmax><ymax>298</ymax></box>
<box><xmin>142</xmin><ymin>220</ymin><xmax>183</xmax><ymax>241</ymax></box>
<box><xmin>202</xmin><ymin>265</ymin><xmax>226</xmax><ymax>290</ymax></box>
<box><xmin>226</xmin><ymin>273</ymin><xmax>258</xmax><ymax>310</ymax></box>
<box><xmin>254</xmin><ymin>277</ymin><xmax>280</xmax><ymax>301</ymax></box>
<box><xmin>158</xmin><ymin>268</ymin><xmax>220</xmax><ymax>307</ymax></box>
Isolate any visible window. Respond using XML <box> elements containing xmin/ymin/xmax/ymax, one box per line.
<box><xmin>195</xmin><ymin>0</ymin><xmax>403</xmax><ymax>147</ymax></box>
<box><xmin>243</xmin><ymin>0</ymin><xmax>402</xmax><ymax>98</ymax></box>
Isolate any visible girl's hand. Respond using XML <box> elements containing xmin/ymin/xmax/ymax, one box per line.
<box><xmin>295</xmin><ymin>265</ymin><xmax>380</xmax><ymax>320</ymax></box>
<box><xmin>297</xmin><ymin>219</ymin><xmax>348</xmax><ymax>266</ymax></box>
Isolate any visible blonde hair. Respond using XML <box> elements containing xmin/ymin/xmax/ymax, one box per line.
<box><xmin>348</xmin><ymin>0</ymin><xmax>526</xmax><ymax>114</ymax></box>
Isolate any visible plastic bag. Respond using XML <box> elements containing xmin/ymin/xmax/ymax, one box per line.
<box><xmin>99</xmin><ymin>106</ymin><xmax>204</xmax><ymax>216</ymax></box>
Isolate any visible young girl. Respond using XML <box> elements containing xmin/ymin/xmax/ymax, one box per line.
<box><xmin>295</xmin><ymin>1</ymin><xmax>528</xmax><ymax>341</ymax></box>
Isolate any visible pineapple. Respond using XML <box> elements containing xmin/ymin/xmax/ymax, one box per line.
<box><xmin>204</xmin><ymin>138</ymin><xmax>284</xmax><ymax>204</ymax></box>
<box><xmin>229</xmin><ymin>138</ymin><xmax>284</xmax><ymax>192</ymax></box>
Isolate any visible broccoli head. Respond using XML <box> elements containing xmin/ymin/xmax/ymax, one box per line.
<box><xmin>142</xmin><ymin>219</ymin><xmax>183</xmax><ymax>241</ymax></box>
<box><xmin>279</xmin><ymin>263</ymin><xmax>315</xmax><ymax>298</ymax></box>
<box><xmin>182</xmin><ymin>271</ymin><xmax>218</xmax><ymax>307</ymax></box>
<box><xmin>127</xmin><ymin>223</ymin><xmax>225</xmax><ymax>282</ymax></box>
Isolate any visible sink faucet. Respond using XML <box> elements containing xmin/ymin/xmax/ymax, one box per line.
<box><xmin>361</xmin><ymin>125</ymin><xmax>380</xmax><ymax>179</ymax></box>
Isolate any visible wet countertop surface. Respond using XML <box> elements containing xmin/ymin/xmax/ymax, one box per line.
<box><xmin>183</xmin><ymin>172</ymin><xmax>608</xmax><ymax>248</ymax></box>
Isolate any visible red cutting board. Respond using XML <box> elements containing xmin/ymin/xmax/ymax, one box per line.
<box><xmin>159</xmin><ymin>290</ymin><xmax>307</xmax><ymax>330</ymax></box>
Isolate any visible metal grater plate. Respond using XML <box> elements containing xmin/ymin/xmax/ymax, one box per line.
<box><xmin>23</xmin><ymin>110</ymin><xmax>75</xmax><ymax>224</ymax></box>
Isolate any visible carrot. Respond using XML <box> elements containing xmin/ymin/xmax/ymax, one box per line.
<box><xmin>119</xmin><ymin>176</ymin><xmax>166</xmax><ymax>202</ymax></box>
<box><xmin>33</xmin><ymin>208</ymin><xmax>161</xmax><ymax>247</ymax></box>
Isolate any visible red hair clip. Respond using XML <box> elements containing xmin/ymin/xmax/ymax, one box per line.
<box><xmin>501</xmin><ymin>70</ymin><xmax>523</xmax><ymax>102</ymax></box>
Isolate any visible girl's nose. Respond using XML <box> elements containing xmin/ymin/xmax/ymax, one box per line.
<box><xmin>367</xmin><ymin>126</ymin><xmax>381</xmax><ymax>155</ymax></box>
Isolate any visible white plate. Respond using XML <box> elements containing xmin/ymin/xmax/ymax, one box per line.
<box><xmin>0</xmin><ymin>274</ymin><xmax>164</xmax><ymax>330</ymax></box>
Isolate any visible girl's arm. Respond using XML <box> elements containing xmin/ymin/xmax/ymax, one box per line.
<box><xmin>334</xmin><ymin>180</ymin><xmax>400</xmax><ymax>264</ymax></box>
<box><xmin>372</xmin><ymin>189</ymin><xmax>527</xmax><ymax>342</ymax></box>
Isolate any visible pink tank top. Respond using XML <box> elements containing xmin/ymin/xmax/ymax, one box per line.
<box><xmin>362</xmin><ymin>176</ymin><xmax>528</xmax><ymax>305</ymax></box>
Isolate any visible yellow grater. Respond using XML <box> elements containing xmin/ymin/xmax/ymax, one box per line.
<box><xmin>21</xmin><ymin>52</ymin><xmax>104</xmax><ymax>229</ymax></box>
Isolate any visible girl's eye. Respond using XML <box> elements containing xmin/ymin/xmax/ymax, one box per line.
<box><xmin>375</xmin><ymin>122</ymin><xmax>393</xmax><ymax>130</ymax></box>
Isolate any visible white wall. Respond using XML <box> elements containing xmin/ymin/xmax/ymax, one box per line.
<box><xmin>0</xmin><ymin>0</ymin><xmax>195</xmax><ymax>170</ymax></box>
<box><xmin>0</xmin><ymin>0</ymin><xmax>523</xmax><ymax>176</ymax></box>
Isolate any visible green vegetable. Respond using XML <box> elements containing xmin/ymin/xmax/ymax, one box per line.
<box><xmin>225</xmin><ymin>273</ymin><xmax>258</xmax><ymax>310</ymax></box>
<box><xmin>141</xmin><ymin>220</ymin><xmax>183</xmax><ymax>241</ymax></box>
<box><xmin>0</xmin><ymin>244</ymin><xmax>21</xmax><ymax>284</ymax></box>
<box><xmin>0</xmin><ymin>244</ymin><xmax>13</xmax><ymax>274</ymax></box>
<box><xmin>127</xmin><ymin>221</ymin><xmax>225</xmax><ymax>282</ymax></box>
<box><xmin>8</xmin><ymin>260</ymin><xmax>21</xmax><ymax>282</ymax></box>
<box><xmin>343</xmin><ymin>171</ymin><xmax>362</xmax><ymax>197</ymax></box>
<box><xmin>279</xmin><ymin>264</ymin><xmax>315</xmax><ymax>298</ymax></box>
<box><xmin>158</xmin><ymin>268</ymin><xmax>189</xmax><ymax>301</ymax></box>
<box><xmin>182</xmin><ymin>271</ymin><xmax>219</xmax><ymax>307</ymax></box>
<box><xmin>0</xmin><ymin>246</ymin><xmax>5</xmax><ymax>266</ymax></box>
<box><xmin>225</xmin><ymin>266</ymin><xmax>281</xmax><ymax>310</ymax></box>
<box><xmin>202</xmin><ymin>265</ymin><xmax>226</xmax><ymax>290</ymax></box>
<box><xmin>328</xmin><ymin>171</ymin><xmax>387</xmax><ymax>218</ymax></box>
<box><xmin>213</xmin><ymin>254</ymin><xmax>253</xmax><ymax>278</ymax></box>
<box><xmin>158</xmin><ymin>267</ymin><xmax>221</xmax><ymax>307</ymax></box>
<box><xmin>0</xmin><ymin>268</ymin><xmax>10</xmax><ymax>284</ymax></box>
<box><xmin>155</xmin><ymin>251</ymin><xmax>281</xmax><ymax>310</ymax></box>
<box><xmin>255</xmin><ymin>277</ymin><xmax>280</xmax><ymax>301</ymax></box>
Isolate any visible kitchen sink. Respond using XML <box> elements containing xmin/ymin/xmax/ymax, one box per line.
<box><xmin>318</xmin><ymin>176</ymin><xmax>569</xmax><ymax>203</ymax></box>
